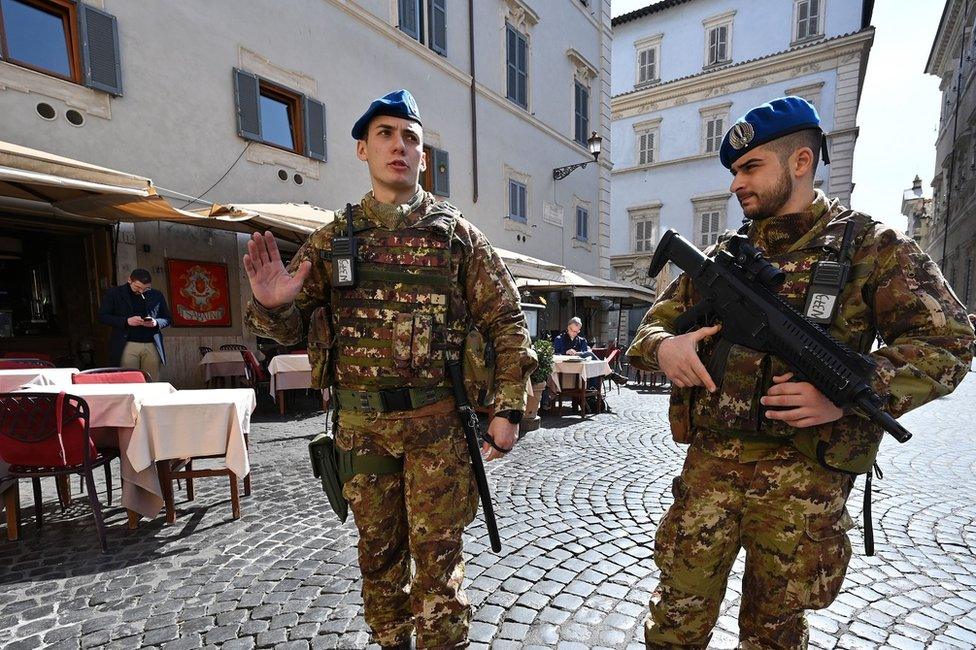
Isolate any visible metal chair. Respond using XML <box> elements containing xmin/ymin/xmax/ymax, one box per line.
<box><xmin>0</xmin><ymin>358</ymin><xmax>55</xmax><ymax>370</ymax></box>
<box><xmin>219</xmin><ymin>344</ymin><xmax>248</xmax><ymax>351</ymax></box>
<box><xmin>0</xmin><ymin>392</ymin><xmax>114</xmax><ymax>551</ymax></box>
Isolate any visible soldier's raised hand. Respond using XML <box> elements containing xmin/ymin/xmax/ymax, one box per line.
<box><xmin>656</xmin><ymin>324</ymin><xmax>721</xmax><ymax>391</ymax></box>
<box><xmin>243</xmin><ymin>231</ymin><xmax>311</xmax><ymax>309</ymax></box>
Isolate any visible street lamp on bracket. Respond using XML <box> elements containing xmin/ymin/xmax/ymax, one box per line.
<box><xmin>552</xmin><ymin>132</ymin><xmax>603</xmax><ymax>180</ymax></box>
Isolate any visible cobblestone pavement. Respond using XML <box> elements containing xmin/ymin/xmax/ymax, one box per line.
<box><xmin>2</xmin><ymin>375</ymin><xmax>976</xmax><ymax>650</ymax></box>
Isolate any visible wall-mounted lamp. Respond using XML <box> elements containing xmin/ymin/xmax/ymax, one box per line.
<box><xmin>552</xmin><ymin>132</ymin><xmax>603</xmax><ymax>180</ymax></box>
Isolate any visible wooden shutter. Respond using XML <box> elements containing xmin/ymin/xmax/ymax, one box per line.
<box><xmin>517</xmin><ymin>31</ymin><xmax>528</xmax><ymax>107</ymax></box>
<box><xmin>399</xmin><ymin>0</ymin><xmax>420</xmax><ymax>40</ymax></box>
<box><xmin>506</xmin><ymin>25</ymin><xmax>518</xmax><ymax>102</ymax></box>
<box><xmin>234</xmin><ymin>68</ymin><xmax>262</xmax><ymax>141</ymax></box>
<box><xmin>429</xmin><ymin>0</ymin><xmax>447</xmax><ymax>55</ymax></box>
<box><xmin>303</xmin><ymin>96</ymin><xmax>327</xmax><ymax>161</ymax></box>
<box><xmin>78</xmin><ymin>4</ymin><xmax>122</xmax><ymax>95</ymax></box>
<box><xmin>433</xmin><ymin>148</ymin><xmax>450</xmax><ymax>197</ymax></box>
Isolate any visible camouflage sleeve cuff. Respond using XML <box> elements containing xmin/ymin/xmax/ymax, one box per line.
<box><xmin>625</xmin><ymin>334</ymin><xmax>671</xmax><ymax>372</ymax></box>
<box><xmin>494</xmin><ymin>381</ymin><xmax>528</xmax><ymax>413</ymax></box>
<box><xmin>244</xmin><ymin>298</ymin><xmax>303</xmax><ymax>344</ymax></box>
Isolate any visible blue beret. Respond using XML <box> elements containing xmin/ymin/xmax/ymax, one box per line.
<box><xmin>351</xmin><ymin>89</ymin><xmax>422</xmax><ymax>140</ymax></box>
<box><xmin>720</xmin><ymin>96</ymin><xmax>824</xmax><ymax>169</ymax></box>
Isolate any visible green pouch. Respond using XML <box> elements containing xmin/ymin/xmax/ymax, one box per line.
<box><xmin>308</xmin><ymin>433</ymin><xmax>349</xmax><ymax>523</ymax></box>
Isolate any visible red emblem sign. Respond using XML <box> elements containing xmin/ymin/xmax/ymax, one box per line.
<box><xmin>166</xmin><ymin>259</ymin><xmax>232</xmax><ymax>327</ymax></box>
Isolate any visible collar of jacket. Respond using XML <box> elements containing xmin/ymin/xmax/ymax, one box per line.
<box><xmin>361</xmin><ymin>188</ymin><xmax>429</xmax><ymax>229</ymax></box>
<box><xmin>746</xmin><ymin>189</ymin><xmax>836</xmax><ymax>256</ymax></box>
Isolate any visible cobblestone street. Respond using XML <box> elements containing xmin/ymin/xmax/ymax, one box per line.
<box><xmin>2</xmin><ymin>373</ymin><xmax>976</xmax><ymax>650</ymax></box>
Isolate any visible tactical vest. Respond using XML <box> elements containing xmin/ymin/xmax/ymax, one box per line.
<box><xmin>675</xmin><ymin>210</ymin><xmax>885</xmax><ymax>474</ymax></box>
<box><xmin>324</xmin><ymin>203</ymin><xmax>468</xmax><ymax>394</ymax></box>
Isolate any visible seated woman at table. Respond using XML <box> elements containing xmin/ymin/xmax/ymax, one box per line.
<box><xmin>553</xmin><ymin>317</ymin><xmax>596</xmax><ymax>360</ymax></box>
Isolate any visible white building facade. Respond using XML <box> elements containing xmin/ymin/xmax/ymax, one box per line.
<box><xmin>609</xmin><ymin>0</ymin><xmax>874</xmax><ymax>341</ymax></box>
<box><xmin>0</xmin><ymin>0</ymin><xmax>612</xmax><ymax>385</ymax></box>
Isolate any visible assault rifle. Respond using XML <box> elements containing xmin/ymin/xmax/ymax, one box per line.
<box><xmin>649</xmin><ymin>229</ymin><xmax>912</xmax><ymax>444</ymax></box>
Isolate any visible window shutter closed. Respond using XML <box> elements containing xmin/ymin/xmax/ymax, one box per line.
<box><xmin>433</xmin><ymin>148</ymin><xmax>450</xmax><ymax>197</ymax></box>
<box><xmin>234</xmin><ymin>69</ymin><xmax>262</xmax><ymax>141</ymax></box>
<box><xmin>399</xmin><ymin>0</ymin><xmax>420</xmax><ymax>41</ymax></box>
<box><xmin>78</xmin><ymin>4</ymin><xmax>122</xmax><ymax>95</ymax></box>
<box><xmin>303</xmin><ymin>96</ymin><xmax>327</xmax><ymax>161</ymax></box>
<box><xmin>430</xmin><ymin>0</ymin><xmax>447</xmax><ymax>55</ymax></box>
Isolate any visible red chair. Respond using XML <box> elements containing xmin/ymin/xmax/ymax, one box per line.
<box><xmin>0</xmin><ymin>358</ymin><xmax>55</xmax><ymax>370</ymax></box>
<box><xmin>0</xmin><ymin>392</ymin><xmax>113</xmax><ymax>551</ymax></box>
<box><xmin>72</xmin><ymin>368</ymin><xmax>151</xmax><ymax>384</ymax></box>
<box><xmin>241</xmin><ymin>350</ymin><xmax>268</xmax><ymax>387</ymax></box>
<box><xmin>603</xmin><ymin>348</ymin><xmax>622</xmax><ymax>393</ymax></box>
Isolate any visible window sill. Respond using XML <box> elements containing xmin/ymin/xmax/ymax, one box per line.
<box><xmin>0</xmin><ymin>60</ymin><xmax>111</xmax><ymax>119</ymax></box>
<box><xmin>571</xmin><ymin>237</ymin><xmax>592</xmax><ymax>251</ymax></box>
<box><xmin>503</xmin><ymin>217</ymin><xmax>531</xmax><ymax>235</ymax></box>
<box><xmin>635</xmin><ymin>79</ymin><xmax>661</xmax><ymax>90</ymax></box>
<box><xmin>702</xmin><ymin>60</ymin><xmax>732</xmax><ymax>72</ymax></box>
<box><xmin>245</xmin><ymin>142</ymin><xmax>321</xmax><ymax>179</ymax></box>
<box><xmin>790</xmin><ymin>34</ymin><xmax>825</xmax><ymax>48</ymax></box>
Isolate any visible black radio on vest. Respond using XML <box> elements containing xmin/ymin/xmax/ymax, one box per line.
<box><xmin>332</xmin><ymin>203</ymin><xmax>358</xmax><ymax>288</ymax></box>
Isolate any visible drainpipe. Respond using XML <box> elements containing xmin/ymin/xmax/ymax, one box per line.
<box><xmin>468</xmin><ymin>0</ymin><xmax>479</xmax><ymax>203</ymax></box>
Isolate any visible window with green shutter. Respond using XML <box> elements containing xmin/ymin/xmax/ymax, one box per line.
<box><xmin>397</xmin><ymin>0</ymin><xmax>447</xmax><ymax>56</ymax></box>
<box><xmin>506</xmin><ymin>23</ymin><xmax>528</xmax><ymax>109</ymax></box>
<box><xmin>234</xmin><ymin>68</ymin><xmax>327</xmax><ymax>161</ymax></box>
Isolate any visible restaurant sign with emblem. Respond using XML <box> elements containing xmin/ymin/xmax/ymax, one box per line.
<box><xmin>166</xmin><ymin>259</ymin><xmax>232</xmax><ymax>327</ymax></box>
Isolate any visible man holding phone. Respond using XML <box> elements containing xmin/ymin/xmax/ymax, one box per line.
<box><xmin>97</xmin><ymin>268</ymin><xmax>171</xmax><ymax>380</ymax></box>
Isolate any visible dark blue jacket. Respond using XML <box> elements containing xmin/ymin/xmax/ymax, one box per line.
<box><xmin>553</xmin><ymin>331</ymin><xmax>592</xmax><ymax>356</ymax></box>
<box><xmin>97</xmin><ymin>284</ymin><xmax>171</xmax><ymax>366</ymax></box>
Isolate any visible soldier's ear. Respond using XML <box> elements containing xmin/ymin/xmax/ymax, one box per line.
<box><xmin>419</xmin><ymin>147</ymin><xmax>427</xmax><ymax>173</ymax></box>
<box><xmin>356</xmin><ymin>140</ymin><xmax>368</xmax><ymax>162</ymax></box>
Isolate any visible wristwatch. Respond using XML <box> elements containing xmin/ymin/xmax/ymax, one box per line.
<box><xmin>494</xmin><ymin>409</ymin><xmax>523</xmax><ymax>425</ymax></box>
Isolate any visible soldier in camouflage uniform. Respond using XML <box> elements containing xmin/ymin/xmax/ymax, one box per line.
<box><xmin>243</xmin><ymin>90</ymin><xmax>536</xmax><ymax>649</ymax></box>
<box><xmin>627</xmin><ymin>96</ymin><xmax>975</xmax><ymax>649</ymax></box>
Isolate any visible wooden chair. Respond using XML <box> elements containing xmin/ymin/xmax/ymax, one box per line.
<box><xmin>554</xmin><ymin>369</ymin><xmax>601</xmax><ymax>417</ymax></box>
<box><xmin>157</xmin><ymin>453</ymin><xmax>245</xmax><ymax>524</ymax></box>
<box><xmin>0</xmin><ymin>393</ymin><xmax>114</xmax><ymax>551</ymax></box>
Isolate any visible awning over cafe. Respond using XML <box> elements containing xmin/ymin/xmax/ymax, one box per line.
<box><xmin>0</xmin><ymin>139</ymin><xmax>205</xmax><ymax>226</ymax></box>
<box><xmin>197</xmin><ymin>202</ymin><xmax>336</xmax><ymax>244</ymax></box>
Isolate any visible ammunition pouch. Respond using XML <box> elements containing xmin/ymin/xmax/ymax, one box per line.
<box><xmin>308</xmin><ymin>432</ymin><xmax>404</xmax><ymax>522</ymax></box>
<box><xmin>462</xmin><ymin>328</ymin><xmax>496</xmax><ymax>408</ymax></box>
<box><xmin>335</xmin><ymin>386</ymin><xmax>452</xmax><ymax>413</ymax></box>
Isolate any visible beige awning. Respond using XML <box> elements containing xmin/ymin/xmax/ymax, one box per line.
<box><xmin>198</xmin><ymin>202</ymin><xmax>335</xmax><ymax>244</ymax></box>
<box><xmin>516</xmin><ymin>267</ymin><xmax>656</xmax><ymax>305</ymax></box>
<box><xmin>0</xmin><ymin>139</ymin><xmax>206</xmax><ymax>226</ymax></box>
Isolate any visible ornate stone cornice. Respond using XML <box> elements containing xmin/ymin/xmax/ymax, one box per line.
<box><xmin>611</xmin><ymin>29</ymin><xmax>874</xmax><ymax>120</ymax></box>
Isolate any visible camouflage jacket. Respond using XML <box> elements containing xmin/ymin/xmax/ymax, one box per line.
<box><xmin>627</xmin><ymin>190</ymin><xmax>975</xmax><ymax>471</ymax></box>
<box><xmin>245</xmin><ymin>190</ymin><xmax>537</xmax><ymax>417</ymax></box>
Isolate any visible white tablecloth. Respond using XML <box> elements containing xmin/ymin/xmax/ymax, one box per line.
<box><xmin>126</xmin><ymin>389</ymin><xmax>255</xmax><ymax>518</ymax></box>
<box><xmin>551</xmin><ymin>355</ymin><xmax>612</xmax><ymax>388</ymax></box>
<box><xmin>0</xmin><ymin>368</ymin><xmax>79</xmax><ymax>392</ymax></box>
<box><xmin>199</xmin><ymin>351</ymin><xmax>247</xmax><ymax>381</ymax></box>
<box><xmin>267</xmin><ymin>354</ymin><xmax>312</xmax><ymax>394</ymax></box>
<box><xmin>14</xmin><ymin>383</ymin><xmax>178</xmax><ymax>518</ymax></box>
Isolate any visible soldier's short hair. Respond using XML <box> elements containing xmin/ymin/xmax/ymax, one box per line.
<box><xmin>769</xmin><ymin>128</ymin><xmax>822</xmax><ymax>173</ymax></box>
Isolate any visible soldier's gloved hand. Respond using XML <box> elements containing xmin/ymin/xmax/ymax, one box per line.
<box><xmin>656</xmin><ymin>324</ymin><xmax>721</xmax><ymax>391</ymax></box>
<box><xmin>761</xmin><ymin>372</ymin><xmax>843</xmax><ymax>428</ymax></box>
<box><xmin>243</xmin><ymin>231</ymin><xmax>312</xmax><ymax>310</ymax></box>
<box><xmin>483</xmin><ymin>417</ymin><xmax>517</xmax><ymax>462</ymax></box>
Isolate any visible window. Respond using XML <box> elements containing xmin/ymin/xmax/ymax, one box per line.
<box><xmin>707</xmin><ymin>25</ymin><xmax>729</xmax><ymax>66</ymax></box>
<box><xmin>574</xmin><ymin>81</ymin><xmax>589</xmax><ymax>146</ymax></box>
<box><xmin>234</xmin><ymin>68</ymin><xmax>328</xmax><ymax>161</ymax></box>
<box><xmin>398</xmin><ymin>0</ymin><xmax>447</xmax><ymax>56</ymax></box>
<box><xmin>421</xmin><ymin>145</ymin><xmax>450</xmax><ymax>197</ymax></box>
<box><xmin>0</xmin><ymin>0</ymin><xmax>122</xmax><ymax>94</ymax></box>
<box><xmin>637</xmin><ymin>47</ymin><xmax>657</xmax><ymax>84</ymax></box>
<box><xmin>508</xmin><ymin>179</ymin><xmax>527</xmax><ymax>223</ymax></box>
<box><xmin>702</xmin><ymin>11</ymin><xmax>734</xmax><ymax>68</ymax></box>
<box><xmin>794</xmin><ymin>0</ymin><xmax>823</xmax><ymax>42</ymax></box>
<box><xmin>575</xmin><ymin>206</ymin><xmax>588</xmax><ymax>241</ymax></box>
<box><xmin>506</xmin><ymin>23</ymin><xmax>528</xmax><ymax>109</ymax></box>
<box><xmin>700</xmin><ymin>104</ymin><xmax>730</xmax><ymax>155</ymax></box>
<box><xmin>697</xmin><ymin>210</ymin><xmax>723</xmax><ymax>247</ymax></box>
<box><xmin>635</xmin><ymin>120</ymin><xmax>660</xmax><ymax>166</ymax></box>
<box><xmin>630</xmin><ymin>208</ymin><xmax>660</xmax><ymax>253</ymax></box>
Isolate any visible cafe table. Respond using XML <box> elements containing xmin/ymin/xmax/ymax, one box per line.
<box><xmin>549</xmin><ymin>354</ymin><xmax>612</xmax><ymax>388</ymax></box>
<box><xmin>199</xmin><ymin>351</ymin><xmax>248</xmax><ymax>384</ymax></box>
<box><xmin>0</xmin><ymin>367</ymin><xmax>79</xmax><ymax>392</ymax></box>
<box><xmin>267</xmin><ymin>353</ymin><xmax>314</xmax><ymax>415</ymax></box>
<box><xmin>126</xmin><ymin>388</ymin><xmax>255</xmax><ymax>522</ymax></box>
<box><xmin>15</xmin><ymin>382</ymin><xmax>178</xmax><ymax>523</ymax></box>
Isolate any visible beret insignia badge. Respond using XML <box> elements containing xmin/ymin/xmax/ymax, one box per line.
<box><xmin>729</xmin><ymin>122</ymin><xmax>755</xmax><ymax>150</ymax></box>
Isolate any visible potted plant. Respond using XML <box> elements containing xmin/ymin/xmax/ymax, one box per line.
<box><xmin>524</xmin><ymin>339</ymin><xmax>554</xmax><ymax>425</ymax></box>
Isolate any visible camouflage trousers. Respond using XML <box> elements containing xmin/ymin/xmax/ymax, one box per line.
<box><xmin>645</xmin><ymin>445</ymin><xmax>855</xmax><ymax>649</ymax></box>
<box><xmin>337</xmin><ymin>400</ymin><xmax>479</xmax><ymax>649</ymax></box>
